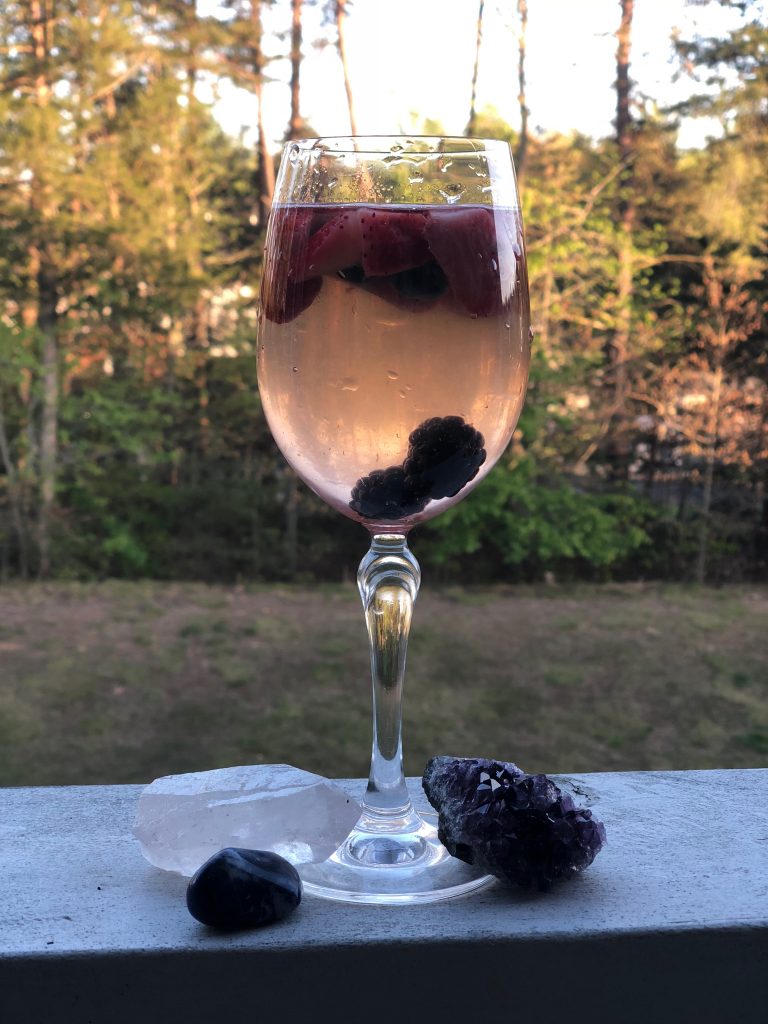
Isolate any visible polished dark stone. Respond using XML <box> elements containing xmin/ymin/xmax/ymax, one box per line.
<box><xmin>423</xmin><ymin>756</ymin><xmax>606</xmax><ymax>891</ymax></box>
<box><xmin>186</xmin><ymin>847</ymin><xmax>302</xmax><ymax>929</ymax></box>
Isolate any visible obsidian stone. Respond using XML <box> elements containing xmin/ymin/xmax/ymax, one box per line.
<box><xmin>423</xmin><ymin>756</ymin><xmax>606</xmax><ymax>891</ymax></box>
<box><xmin>186</xmin><ymin>847</ymin><xmax>302</xmax><ymax>929</ymax></box>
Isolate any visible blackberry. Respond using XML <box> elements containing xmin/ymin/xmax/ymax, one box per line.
<box><xmin>349</xmin><ymin>466</ymin><xmax>429</xmax><ymax>520</ymax></box>
<box><xmin>423</xmin><ymin>756</ymin><xmax>607</xmax><ymax>891</ymax></box>
<box><xmin>404</xmin><ymin>416</ymin><xmax>486</xmax><ymax>499</ymax></box>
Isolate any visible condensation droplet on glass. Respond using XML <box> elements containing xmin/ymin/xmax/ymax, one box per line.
<box><xmin>327</xmin><ymin>176</ymin><xmax>338</xmax><ymax>190</ymax></box>
<box><xmin>292</xmin><ymin>366</ymin><xmax>298</xmax><ymax>372</ymax></box>
<box><xmin>288</xmin><ymin>144</ymin><xmax>300</xmax><ymax>164</ymax></box>
<box><xmin>491</xmin><ymin>258</ymin><xmax>498</xmax><ymax>272</ymax></box>
<box><xmin>341</xmin><ymin>378</ymin><xmax>359</xmax><ymax>392</ymax></box>
<box><xmin>387</xmin><ymin>370</ymin><xmax>399</xmax><ymax>381</ymax></box>
<box><xmin>529</xmin><ymin>327</ymin><xmax>535</xmax><ymax>343</ymax></box>
<box><xmin>504</xmin><ymin>322</ymin><xmax>511</xmax><ymax>329</ymax></box>
<box><xmin>438</xmin><ymin>183</ymin><xmax>464</xmax><ymax>204</ymax></box>
<box><xmin>399</xmin><ymin>389</ymin><xmax>407</xmax><ymax>399</ymax></box>
<box><xmin>408</xmin><ymin>173</ymin><xmax>424</xmax><ymax>184</ymax></box>
<box><xmin>405</xmin><ymin>384</ymin><xmax>412</xmax><ymax>391</ymax></box>
<box><xmin>390</xmin><ymin>142</ymin><xmax>404</xmax><ymax>153</ymax></box>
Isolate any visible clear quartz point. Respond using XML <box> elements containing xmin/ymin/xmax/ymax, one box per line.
<box><xmin>133</xmin><ymin>764</ymin><xmax>362</xmax><ymax>876</ymax></box>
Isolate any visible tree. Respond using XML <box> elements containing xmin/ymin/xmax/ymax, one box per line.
<box><xmin>287</xmin><ymin>0</ymin><xmax>304</xmax><ymax>140</ymax></box>
<box><xmin>606</xmin><ymin>0</ymin><xmax>636</xmax><ymax>480</ymax></box>
<box><xmin>466</xmin><ymin>0</ymin><xmax>485</xmax><ymax>137</ymax></box>
<box><xmin>515</xmin><ymin>0</ymin><xmax>529</xmax><ymax>184</ymax></box>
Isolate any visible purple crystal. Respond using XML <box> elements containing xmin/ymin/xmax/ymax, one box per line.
<box><xmin>422</xmin><ymin>756</ymin><xmax>606</xmax><ymax>891</ymax></box>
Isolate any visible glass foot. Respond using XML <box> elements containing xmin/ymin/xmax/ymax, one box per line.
<box><xmin>299</xmin><ymin>811</ymin><xmax>495</xmax><ymax>905</ymax></box>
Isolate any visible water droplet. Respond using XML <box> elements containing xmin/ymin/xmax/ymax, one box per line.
<box><xmin>528</xmin><ymin>327</ymin><xmax>535</xmax><ymax>343</ymax></box>
<box><xmin>504</xmin><ymin>322</ymin><xmax>511</xmax><ymax>329</ymax></box>
<box><xmin>438</xmin><ymin>183</ymin><xmax>464</xmax><ymax>204</ymax></box>
<box><xmin>292</xmin><ymin>366</ymin><xmax>298</xmax><ymax>372</ymax></box>
<box><xmin>398</xmin><ymin>389</ymin><xmax>407</xmax><ymax>399</ymax></box>
<box><xmin>327</xmin><ymin>176</ymin><xmax>338</xmax><ymax>190</ymax></box>
<box><xmin>341</xmin><ymin>378</ymin><xmax>359</xmax><ymax>392</ymax></box>
<box><xmin>288</xmin><ymin>144</ymin><xmax>300</xmax><ymax>164</ymax></box>
<box><xmin>491</xmin><ymin>258</ymin><xmax>498</xmax><ymax>272</ymax></box>
<box><xmin>408</xmin><ymin>173</ymin><xmax>424</xmax><ymax>184</ymax></box>
<box><xmin>387</xmin><ymin>370</ymin><xmax>399</xmax><ymax>381</ymax></box>
<box><xmin>480</xmin><ymin>184</ymin><xmax>493</xmax><ymax>194</ymax></box>
<box><xmin>390</xmin><ymin>142</ymin><xmax>404</xmax><ymax>153</ymax></box>
<box><xmin>405</xmin><ymin>384</ymin><xmax>413</xmax><ymax>391</ymax></box>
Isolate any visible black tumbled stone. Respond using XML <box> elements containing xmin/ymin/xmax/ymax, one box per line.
<box><xmin>186</xmin><ymin>847</ymin><xmax>302</xmax><ymax>929</ymax></box>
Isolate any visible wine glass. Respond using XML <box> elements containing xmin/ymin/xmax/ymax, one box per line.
<box><xmin>257</xmin><ymin>137</ymin><xmax>530</xmax><ymax>904</ymax></box>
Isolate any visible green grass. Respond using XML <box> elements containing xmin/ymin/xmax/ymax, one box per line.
<box><xmin>0</xmin><ymin>581</ymin><xmax>766</xmax><ymax>785</ymax></box>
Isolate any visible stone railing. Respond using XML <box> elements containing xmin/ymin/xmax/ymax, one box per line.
<box><xmin>1</xmin><ymin>770</ymin><xmax>766</xmax><ymax>1023</ymax></box>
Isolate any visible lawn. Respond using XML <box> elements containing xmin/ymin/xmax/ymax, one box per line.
<box><xmin>0</xmin><ymin>581</ymin><xmax>766</xmax><ymax>786</ymax></box>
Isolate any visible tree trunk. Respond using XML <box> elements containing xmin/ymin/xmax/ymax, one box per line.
<box><xmin>245</xmin><ymin>1</ymin><xmax>275</xmax><ymax>225</ymax></box>
<box><xmin>515</xmin><ymin>0</ymin><xmax>529</xmax><ymax>185</ymax></box>
<box><xmin>607</xmin><ymin>0</ymin><xmax>635</xmax><ymax>481</ymax></box>
<box><xmin>285</xmin><ymin>474</ymin><xmax>299</xmax><ymax>578</ymax></box>
<box><xmin>695</xmin><ymin>360</ymin><xmax>723</xmax><ymax>585</ymax></box>
<box><xmin>287</xmin><ymin>0</ymin><xmax>303</xmax><ymax>141</ymax></box>
<box><xmin>37</xmin><ymin>267</ymin><xmax>58</xmax><ymax>578</ymax></box>
<box><xmin>466</xmin><ymin>0</ymin><xmax>485</xmax><ymax>136</ymax></box>
<box><xmin>0</xmin><ymin>390</ymin><xmax>29</xmax><ymax>578</ymax></box>
<box><xmin>335</xmin><ymin>0</ymin><xmax>357</xmax><ymax>136</ymax></box>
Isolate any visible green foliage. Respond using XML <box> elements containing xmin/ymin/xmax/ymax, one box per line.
<box><xmin>0</xmin><ymin>1</ymin><xmax>765</xmax><ymax>585</ymax></box>
<box><xmin>421</xmin><ymin>457</ymin><xmax>656</xmax><ymax>581</ymax></box>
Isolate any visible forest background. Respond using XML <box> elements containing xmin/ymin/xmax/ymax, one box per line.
<box><xmin>0</xmin><ymin>0</ymin><xmax>766</xmax><ymax>587</ymax></box>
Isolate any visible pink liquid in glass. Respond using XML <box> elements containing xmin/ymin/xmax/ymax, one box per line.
<box><xmin>258</xmin><ymin>203</ymin><xmax>530</xmax><ymax>531</ymax></box>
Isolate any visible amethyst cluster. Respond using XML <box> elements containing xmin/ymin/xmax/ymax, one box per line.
<box><xmin>423</xmin><ymin>756</ymin><xmax>606</xmax><ymax>891</ymax></box>
<box><xmin>350</xmin><ymin>415</ymin><xmax>486</xmax><ymax>520</ymax></box>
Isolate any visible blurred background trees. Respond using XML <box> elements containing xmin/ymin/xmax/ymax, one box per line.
<box><xmin>0</xmin><ymin>0</ymin><xmax>765</xmax><ymax>585</ymax></box>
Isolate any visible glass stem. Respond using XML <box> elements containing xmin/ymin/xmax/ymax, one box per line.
<box><xmin>358</xmin><ymin>534</ymin><xmax>420</xmax><ymax>824</ymax></box>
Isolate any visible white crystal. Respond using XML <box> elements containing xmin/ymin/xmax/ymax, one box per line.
<box><xmin>133</xmin><ymin>764</ymin><xmax>361</xmax><ymax>876</ymax></box>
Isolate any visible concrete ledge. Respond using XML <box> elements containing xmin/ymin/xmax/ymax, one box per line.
<box><xmin>1</xmin><ymin>771</ymin><xmax>767</xmax><ymax>1023</ymax></box>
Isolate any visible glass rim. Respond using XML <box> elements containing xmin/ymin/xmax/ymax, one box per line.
<box><xmin>284</xmin><ymin>136</ymin><xmax>512</xmax><ymax>157</ymax></box>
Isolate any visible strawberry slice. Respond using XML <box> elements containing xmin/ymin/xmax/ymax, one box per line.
<box><xmin>300</xmin><ymin>208</ymin><xmax>362</xmax><ymax>279</ymax></box>
<box><xmin>360</xmin><ymin>210</ymin><xmax>430</xmax><ymax>276</ymax></box>
<box><xmin>261</xmin><ymin>207</ymin><xmax>323</xmax><ymax>323</ymax></box>
<box><xmin>262</xmin><ymin>275</ymin><xmax>322</xmax><ymax>324</ymax></box>
<box><xmin>424</xmin><ymin>207</ymin><xmax>503</xmax><ymax>317</ymax></box>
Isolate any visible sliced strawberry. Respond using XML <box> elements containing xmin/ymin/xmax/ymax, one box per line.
<box><xmin>262</xmin><ymin>275</ymin><xmax>322</xmax><ymax>324</ymax></box>
<box><xmin>300</xmin><ymin>208</ymin><xmax>362</xmax><ymax>279</ymax></box>
<box><xmin>260</xmin><ymin>207</ymin><xmax>322</xmax><ymax>323</ymax></box>
<box><xmin>360</xmin><ymin>210</ymin><xmax>430</xmax><ymax>276</ymax></box>
<box><xmin>424</xmin><ymin>207</ymin><xmax>503</xmax><ymax>317</ymax></box>
<box><xmin>272</xmin><ymin>207</ymin><xmax>315</xmax><ymax>281</ymax></box>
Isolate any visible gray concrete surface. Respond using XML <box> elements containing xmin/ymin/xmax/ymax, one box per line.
<box><xmin>1</xmin><ymin>771</ymin><xmax>767</xmax><ymax>1023</ymax></box>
